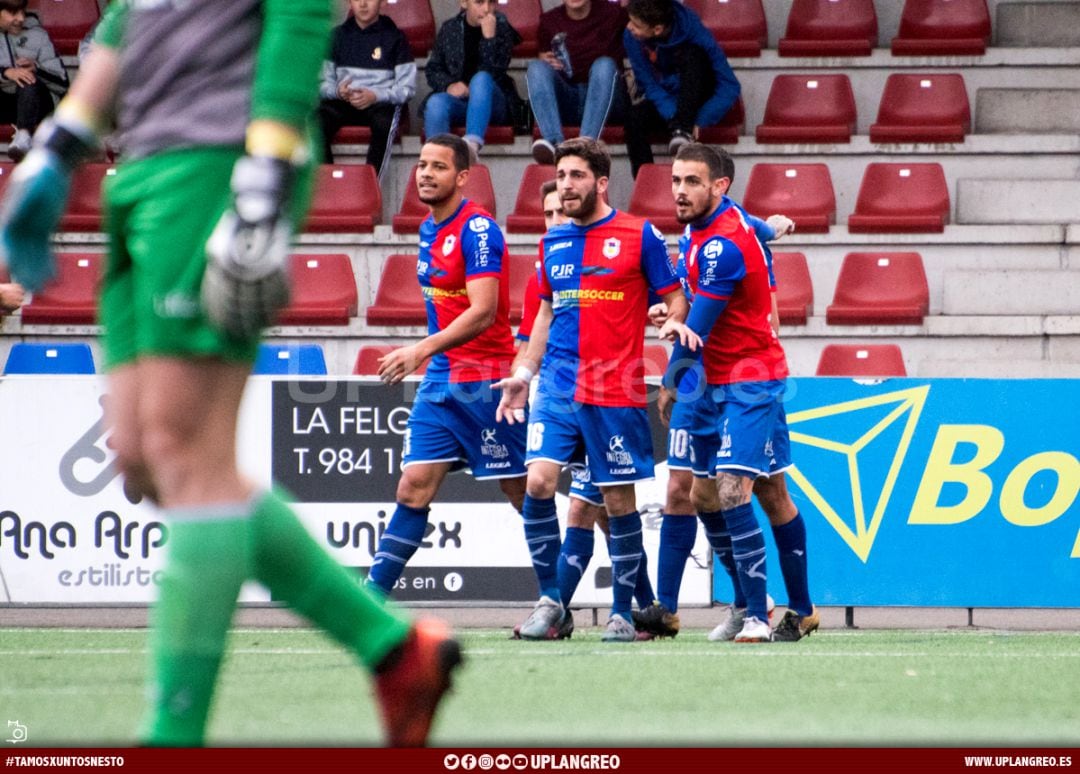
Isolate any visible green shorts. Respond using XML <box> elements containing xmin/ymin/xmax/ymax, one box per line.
<box><xmin>100</xmin><ymin>146</ymin><xmax>313</xmax><ymax>370</ymax></box>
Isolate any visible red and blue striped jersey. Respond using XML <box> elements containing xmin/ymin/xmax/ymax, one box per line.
<box><xmin>679</xmin><ymin>197</ymin><xmax>788</xmax><ymax>385</ymax></box>
<box><xmin>537</xmin><ymin>210</ymin><xmax>680</xmax><ymax>407</ymax></box>
<box><xmin>417</xmin><ymin>199</ymin><xmax>515</xmax><ymax>387</ymax></box>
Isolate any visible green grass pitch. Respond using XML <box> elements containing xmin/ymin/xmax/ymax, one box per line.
<box><xmin>1</xmin><ymin>626</ymin><xmax>1078</xmax><ymax>746</ymax></box>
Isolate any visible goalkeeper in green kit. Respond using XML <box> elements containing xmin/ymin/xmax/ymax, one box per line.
<box><xmin>0</xmin><ymin>0</ymin><xmax>461</xmax><ymax>747</ymax></box>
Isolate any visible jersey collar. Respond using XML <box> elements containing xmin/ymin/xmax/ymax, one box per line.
<box><xmin>690</xmin><ymin>196</ymin><xmax>734</xmax><ymax>232</ymax></box>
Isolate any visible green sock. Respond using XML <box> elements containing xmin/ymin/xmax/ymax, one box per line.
<box><xmin>250</xmin><ymin>491</ymin><xmax>411</xmax><ymax>669</ymax></box>
<box><xmin>141</xmin><ymin>517</ymin><xmax>249</xmax><ymax>746</ymax></box>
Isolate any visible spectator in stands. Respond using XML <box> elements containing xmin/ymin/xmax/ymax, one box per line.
<box><xmin>318</xmin><ymin>0</ymin><xmax>415</xmax><ymax>174</ymax></box>
<box><xmin>422</xmin><ymin>0</ymin><xmax>524</xmax><ymax>164</ymax></box>
<box><xmin>622</xmin><ymin>0</ymin><xmax>740</xmax><ymax>178</ymax></box>
<box><xmin>0</xmin><ymin>279</ymin><xmax>23</xmax><ymax>313</ymax></box>
<box><xmin>0</xmin><ymin>0</ymin><xmax>68</xmax><ymax>161</ymax></box>
<box><xmin>527</xmin><ymin>0</ymin><xmax>628</xmax><ymax>165</ymax></box>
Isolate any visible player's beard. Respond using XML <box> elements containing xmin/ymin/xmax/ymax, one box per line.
<box><xmin>418</xmin><ymin>181</ymin><xmax>454</xmax><ymax>207</ymax></box>
<box><xmin>563</xmin><ymin>185</ymin><xmax>599</xmax><ymax>221</ymax></box>
<box><xmin>676</xmin><ymin>195</ymin><xmax>716</xmax><ymax>225</ymax></box>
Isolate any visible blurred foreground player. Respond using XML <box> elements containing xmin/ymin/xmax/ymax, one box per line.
<box><xmin>0</xmin><ymin>0</ymin><xmax>459</xmax><ymax>746</ymax></box>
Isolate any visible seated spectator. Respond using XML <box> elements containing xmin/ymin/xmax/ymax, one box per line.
<box><xmin>423</xmin><ymin>0</ymin><xmax>524</xmax><ymax>163</ymax></box>
<box><xmin>0</xmin><ymin>0</ymin><xmax>68</xmax><ymax>161</ymax></box>
<box><xmin>318</xmin><ymin>0</ymin><xmax>415</xmax><ymax>175</ymax></box>
<box><xmin>623</xmin><ymin>0</ymin><xmax>740</xmax><ymax>178</ymax></box>
<box><xmin>527</xmin><ymin>0</ymin><xmax>628</xmax><ymax>165</ymax></box>
<box><xmin>0</xmin><ymin>280</ymin><xmax>24</xmax><ymax>314</ymax></box>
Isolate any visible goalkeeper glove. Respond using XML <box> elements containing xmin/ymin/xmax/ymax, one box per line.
<box><xmin>0</xmin><ymin>118</ymin><xmax>98</xmax><ymax>292</ymax></box>
<box><xmin>203</xmin><ymin>153</ymin><xmax>295</xmax><ymax>339</ymax></box>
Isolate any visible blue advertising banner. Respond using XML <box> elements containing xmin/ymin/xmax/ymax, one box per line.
<box><xmin>715</xmin><ymin>378</ymin><xmax>1080</xmax><ymax>607</ymax></box>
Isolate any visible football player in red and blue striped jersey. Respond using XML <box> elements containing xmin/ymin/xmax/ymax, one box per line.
<box><xmin>370</xmin><ymin>134</ymin><xmax>528</xmax><ymax>596</ymax></box>
<box><xmin>498</xmin><ymin>138</ymin><xmax>699</xmax><ymax>642</ymax></box>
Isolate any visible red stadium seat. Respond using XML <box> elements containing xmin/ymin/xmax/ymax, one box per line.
<box><xmin>742</xmin><ymin>164</ymin><xmax>836</xmax><ymax>234</ymax></box>
<box><xmin>869</xmin><ymin>73</ymin><xmax>971</xmax><ymax>144</ymax></box>
<box><xmin>507</xmin><ymin>253</ymin><xmax>536</xmax><ymax>325</ymax></box>
<box><xmin>59</xmin><ymin>164</ymin><xmax>114</xmax><ymax>232</ymax></box>
<box><xmin>333</xmin><ymin>110</ymin><xmax>410</xmax><ymax>144</ymax></box>
<box><xmin>531</xmin><ymin>125</ymin><xmax>626</xmax><ymax>144</ymax></box>
<box><xmin>756</xmin><ymin>75</ymin><xmax>856</xmax><ymax>144</ymax></box>
<box><xmin>392</xmin><ymin>164</ymin><xmax>497</xmax><ymax>234</ymax></box>
<box><xmin>497</xmin><ymin>0</ymin><xmax>542</xmax><ymax>57</ymax></box>
<box><xmin>628</xmin><ymin>164</ymin><xmax>681</xmax><ymax>235</ymax></box>
<box><xmin>826</xmin><ymin>252</ymin><xmax>929</xmax><ymax>325</ymax></box>
<box><xmin>816</xmin><ymin>344</ymin><xmax>907</xmax><ymax>377</ymax></box>
<box><xmin>0</xmin><ymin>162</ymin><xmax>14</xmax><ymax>196</ymax></box>
<box><xmin>28</xmin><ymin>0</ymin><xmax>100</xmax><ymax>56</ymax></box>
<box><xmin>642</xmin><ymin>344</ymin><xmax>670</xmax><ymax>380</ymax></box>
<box><xmin>682</xmin><ymin>0</ymin><xmax>767</xmax><ymax>58</ymax></box>
<box><xmin>382</xmin><ymin>0</ymin><xmax>436</xmax><ymax>58</ymax></box>
<box><xmin>20</xmin><ymin>252</ymin><xmax>102</xmax><ymax>325</ymax></box>
<box><xmin>778</xmin><ymin>0</ymin><xmax>878</xmax><ymax>57</ymax></box>
<box><xmin>445</xmin><ymin>126</ymin><xmax>515</xmax><ymax>145</ymax></box>
<box><xmin>891</xmin><ymin>0</ymin><xmax>991</xmax><ymax>56</ymax></box>
<box><xmin>506</xmin><ymin>164</ymin><xmax>557</xmax><ymax>233</ymax></box>
<box><xmin>696</xmin><ymin>97</ymin><xmax>745</xmax><ymax>145</ymax></box>
<box><xmin>366</xmin><ymin>254</ymin><xmax>425</xmax><ymax>326</ymax></box>
<box><xmin>276</xmin><ymin>254</ymin><xmax>358</xmax><ymax>326</ymax></box>
<box><xmin>306</xmin><ymin>164</ymin><xmax>381</xmax><ymax>233</ymax></box>
<box><xmin>353</xmin><ymin>344</ymin><xmax>428</xmax><ymax>376</ymax></box>
<box><xmin>847</xmin><ymin>163</ymin><xmax>950</xmax><ymax>233</ymax></box>
<box><xmin>772</xmin><ymin>252</ymin><xmax>813</xmax><ymax>326</ymax></box>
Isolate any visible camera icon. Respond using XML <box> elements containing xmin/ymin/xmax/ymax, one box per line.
<box><xmin>6</xmin><ymin>720</ymin><xmax>28</xmax><ymax>744</ymax></box>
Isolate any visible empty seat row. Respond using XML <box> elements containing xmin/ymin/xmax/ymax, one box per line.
<box><xmin>384</xmin><ymin>0</ymin><xmax>990</xmax><ymax>60</ymax></box>
<box><xmin>0</xmin><ymin>157</ymin><xmax>954</xmax><ymax>238</ymax></box>
<box><xmin>757</xmin><ymin>73</ymin><xmax>970</xmax><ymax>145</ymax></box>
<box><xmin>3</xmin><ymin>338</ymin><xmax>908</xmax><ymax>378</ymax></box>
<box><xmin>14</xmin><ymin>253</ymin><xmax>358</xmax><ymax>327</ymax></box>
<box><xmin>633</xmin><ymin>161</ymin><xmax>951</xmax><ymax>235</ymax></box>
<box><xmin>329</xmin><ymin>72</ymin><xmax>970</xmax><ymax>149</ymax></box>
<box><xmin>15</xmin><ymin>248</ymin><xmax>929</xmax><ymax>332</ymax></box>
<box><xmin>368</xmin><ymin>250</ymin><xmax>929</xmax><ymax>328</ymax></box>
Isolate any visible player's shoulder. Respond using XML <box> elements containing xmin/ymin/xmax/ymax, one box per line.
<box><xmin>461</xmin><ymin>200</ymin><xmax>498</xmax><ymax>227</ymax></box>
<box><xmin>607</xmin><ymin>210</ymin><xmax>668</xmax><ymax>242</ymax></box>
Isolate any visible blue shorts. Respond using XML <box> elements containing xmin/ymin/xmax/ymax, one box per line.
<box><xmin>709</xmin><ymin>379</ymin><xmax>792</xmax><ymax>479</ymax></box>
<box><xmin>569</xmin><ymin>465</ymin><xmax>604</xmax><ymax>505</ymax></box>
<box><xmin>527</xmin><ymin>393</ymin><xmax>655</xmax><ymax>486</ymax></box>
<box><xmin>667</xmin><ymin>394</ymin><xmax>722</xmax><ymax>478</ymax></box>
<box><xmin>403</xmin><ymin>381</ymin><xmax>528</xmax><ymax>479</ymax></box>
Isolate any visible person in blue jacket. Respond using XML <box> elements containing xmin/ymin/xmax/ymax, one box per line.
<box><xmin>622</xmin><ymin>0</ymin><xmax>740</xmax><ymax>178</ymax></box>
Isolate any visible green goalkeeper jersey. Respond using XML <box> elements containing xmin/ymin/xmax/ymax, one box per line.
<box><xmin>95</xmin><ymin>0</ymin><xmax>333</xmax><ymax>159</ymax></box>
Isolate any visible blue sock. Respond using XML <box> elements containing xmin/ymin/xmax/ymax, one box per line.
<box><xmin>607</xmin><ymin>511</ymin><xmax>643</xmax><ymax>621</ymax></box>
<box><xmin>367</xmin><ymin>502</ymin><xmax>429</xmax><ymax>595</ymax></box>
<box><xmin>772</xmin><ymin>513</ymin><xmax>812</xmax><ymax>616</ymax></box>
<box><xmin>557</xmin><ymin>526</ymin><xmax>594</xmax><ymax>608</ymax></box>
<box><xmin>698</xmin><ymin>509</ymin><xmax>745</xmax><ymax>608</ymax></box>
<box><xmin>725</xmin><ymin>502</ymin><xmax>768</xmax><ymax>622</ymax></box>
<box><xmin>522</xmin><ymin>494</ymin><xmax>561</xmax><ymax>601</ymax></box>
<box><xmin>634</xmin><ymin>549</ymin><xmax>656</xmax><ymax>610</ymax></box>
<box><xmin>657</xmin><ymin>514</ymin><xmax>697</xmax><ymax>612</ymax></box>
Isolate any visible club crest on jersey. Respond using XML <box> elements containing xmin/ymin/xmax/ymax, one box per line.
<box><xmin>372</xmin><ymin>46</ymin><xmax>382</xmax><ymax>61</ymax></box>
<box><xmin>468</xmin><ymin>216</ymin><xmax>490</xmax><ymax>233</ymax></box>
<box><xmin>442</xmin><ymin>234</ymin><xmax>456</xmax><ymax>256</ymax></box>
<box><xmin>602</xmin><ymin>238</ymin><xmax>621</xmax><ymax>259</ymax></box>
